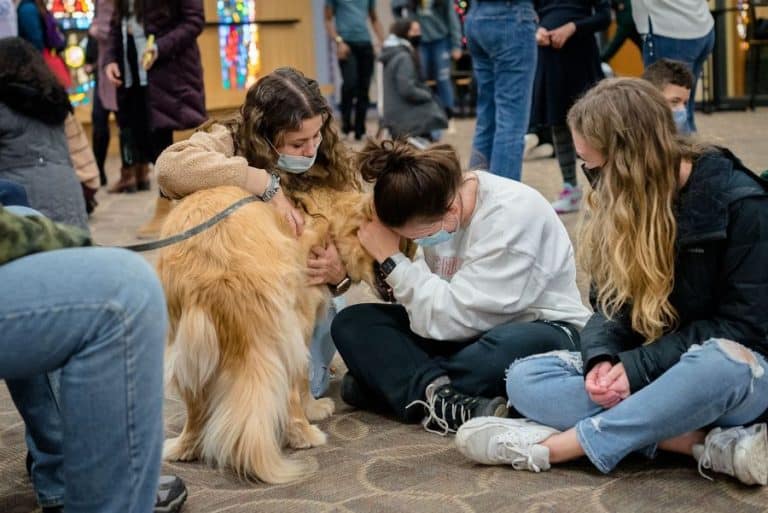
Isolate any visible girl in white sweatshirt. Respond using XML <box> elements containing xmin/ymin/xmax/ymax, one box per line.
<box><xmin>331</xmin><ymin>139</ymin><xmax>591</xmax><ymax>434</ymax></box>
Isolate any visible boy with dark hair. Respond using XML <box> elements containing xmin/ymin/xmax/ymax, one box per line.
<box><xmin>642</xmin><ymin>58</ymin><xmax>694</xmax><ymax>133</ymax></box>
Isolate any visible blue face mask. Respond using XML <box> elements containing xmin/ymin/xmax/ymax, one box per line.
<box><xmin>672</xmin><ymin>107</ymin><xmax>689</xmax><ymax>134</ymax></box>
<box><xmin>270</xmin><ymin>135</ymin><xmax>322</xmax><ymax>174</ymax></box>
<box><xmin>415</xmin><ymin>228</ymin><xmax>454</xmax><ymax>247</ymax></box>
<box><xmin>414</xmin><ymin>213</ymin><xmax>458</xmax><ymax>247</ymax></box>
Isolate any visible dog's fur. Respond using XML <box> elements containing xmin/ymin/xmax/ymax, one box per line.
<box><xmin>157</xmin><ymin>185</ymin><xmax>377</xmax><ymax>483</ymax></box>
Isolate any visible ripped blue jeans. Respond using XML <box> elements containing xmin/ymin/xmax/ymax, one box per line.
<box><xmin>506</xmin><ymin>339</ymin><xmax>768</xmax><ymax>473</ymax></box>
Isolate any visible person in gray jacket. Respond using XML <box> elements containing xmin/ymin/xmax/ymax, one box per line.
<box><xmin>380</xmin><ymin>19</ymin><xmax>447</xmax><ymax>141</ymax></box>
<box><xmin>0</xmin><ymin>37</ymin><xmax>88</xmax><ymax>231</ymax></box>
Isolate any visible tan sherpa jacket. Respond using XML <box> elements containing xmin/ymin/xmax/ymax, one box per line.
<box><xmin>156</xmin><ymin>123</ymin><xmax>254</xmax><ymax>200</ymax></box>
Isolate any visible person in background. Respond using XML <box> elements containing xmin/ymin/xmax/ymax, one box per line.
<box><xmin>642</xmin><ymin>58</ymin><xmax>694</xmax><ymax>134</ymax></box>
<box><xmin>532</xmin><ymin>0</ymin><xmax>611</xmax><ymax>215</ymax></box>
<box><xmin>104</xmin><ymin>0</ymin><xmax>207</xmax><ymax>239</ymax></box>
<box><xmin>85</xmin><ymin>0</ymin><xmax>130</xmax><ymax>187</ymax></box>
<box><xmin>325</xmin><ymin>0</ymin><xmax>385</xmax><ymax>141</ymax></box>
<box><xmin>632</xmin><ymin>0</ymin><xmax>714</xmax><ymax>133</ymax></box>
<box><xmin>398</xmin><ymin>0</ymin><xmax>463</xmax><ymax>124</ymax></box>
<box><xmin>0</xmin><ymin>0</ymin><xmax>17</xmax><ymax>38</ymax></box>
<box><xmin>332</xmin><ymin>139</ymin><xmax>590</xmax><ymax>435</ymax></box>
<box><xmin>456</xmin><ymin>78</ymin><xmax>768</xmax><ymax>487</ymax></box>
<box><xmin>600</xmin><ymin>0</ymin><xmax>640</xmax><ymax>62</ymax></box>
<box><xmin>379</xmin><ymin>18</ymin><xmax>448</xmax><ymax>141</ymax></box>
<box><xmin>0</xmin><ymin>37</ymin><xmax>88</xmax><ymax>231</ymax></box>
<box><xmin>465</xmin><ymin>0</ymin><xmax>537</xmax><ymax>182</ymax></box>
<box><xmin>15</xmin><ymin>0</ymin><xmax>45</xmax><ymax>49</ymax></box>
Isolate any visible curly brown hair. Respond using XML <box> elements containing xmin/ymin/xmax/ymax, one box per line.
<box><xmin>207</xmin><ymin>67</ymin><xmax>360</xmax><ymax>196</ymax></box>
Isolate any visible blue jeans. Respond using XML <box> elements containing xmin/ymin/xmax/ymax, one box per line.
<box><xmin>0</xmin><ymin>179</ymin><xmax>29</xmax><ymax>206</ymax></box>
<box><xmin>0</xmin><ymin>232</ymin><xmax>166</xmax><ymax>511</ymax></box>
<box><xmin>420</xmin><ymin>36</ymin><xmax>454</xmax><ymax>112</ymax></box>
<box><xmin>642</xmin><ymin>28</ymin><xmax>715</xmax><ymax>133</ymax></box>
<box><xmin>309</xmin><ymin>296</ymin><xmax>346</xmax><ymax>398</ymax></box>
<box><xmin>465</xmin><ymin>0</ymin><xmax>537</xmax><ymax>181</ymax></box>
<box><xmin>506</xmin><ymin>339</ymin><xmax>768</xmax><ymax>473</ymax></box>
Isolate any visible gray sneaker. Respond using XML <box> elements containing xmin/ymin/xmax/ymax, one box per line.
<box><xmin>455</xmin><ymin>417</ymin><xmax>560</xmax><ymax>472</ymax></box>
<box><xmin>693</xmin><ymin>423</ymin><xmax>768</xmax><ymax>485</ymax></box>
<box><xmin>155</xmin><ymin>475</ymin><xmax>188</xmax><ymax>513</ymax></box>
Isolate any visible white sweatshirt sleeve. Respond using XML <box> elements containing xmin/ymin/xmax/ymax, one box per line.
<box><xmin>385</xmin><ymin>229</ymin><xmax>549</xmax><ymax>341</ymax></box>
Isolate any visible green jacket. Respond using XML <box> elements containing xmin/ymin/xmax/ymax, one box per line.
<box><xmin>0</xmin><ymin>206</ymin><xmax>91</xmax><ymax>266</ymax></box>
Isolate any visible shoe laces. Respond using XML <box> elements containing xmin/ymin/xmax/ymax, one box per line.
<box><xmin>697</xmin><ymin>427</ymin><xmax>740</xmax><ymax>481</ymax></box>
<box><xmin>406</xmin><ymin>387</ymin><xmax>473</xmax><ymax>436</ymax></box>
<box><xmin>493</xmin><ymin>431</ymin><xmax>543</xmax><ymax>472</ymax></box>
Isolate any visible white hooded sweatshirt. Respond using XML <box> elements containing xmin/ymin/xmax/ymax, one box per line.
<box><xmin>386</xmin><ymin>171</ymin><xmax>592</xmax><ymax>341</ymax></box>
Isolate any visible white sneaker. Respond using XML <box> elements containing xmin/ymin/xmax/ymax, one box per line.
<box><xmin>693</xmin><ymin>423</ymin><xmax>768</xmax><ymax>485</ymax></box>
<box><xmin>551</xmin><ymin>183</ymin><xmax>582</xmax><ymax>214</ymax></box>
<box><xmin>455</xmin><ymin>417</ymin><xmax>560</xmax><ymax>472</ymax></box>
<box><xmin>523</xmin><ymin>133</ymin><xmax>539</xmax><ymax>160</ymax></box>
<box><xmin>526</xmin><ymin>143</ymin><xmax>555</xmax><ymax>160</ymax></box>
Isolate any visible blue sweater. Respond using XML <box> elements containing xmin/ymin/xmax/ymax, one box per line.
<box><xmin>17</xmin><ymin>0</ymin><xmax>44</xmax><ymax>50</ymax></box>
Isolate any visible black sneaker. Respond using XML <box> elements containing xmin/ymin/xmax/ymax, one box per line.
<box><xmin>341</xmin><ymin>373</ymin><xmax>375</xmax><ymax>410</ymax></box>
<box><xmin>155</xmin><ymin>475</ymin><xmax>188</xmax><ymax>513</ymax></box>
<box><xmin>407</xmin><ymin>384</ymin><xmax>508</xmax><ymax>436</ymax></box>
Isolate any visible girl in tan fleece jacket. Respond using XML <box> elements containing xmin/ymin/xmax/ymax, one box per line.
<box><xmin>155</xmin><ymin>67</ymin><xmax>361</xmax><ymax>397</ymax></box>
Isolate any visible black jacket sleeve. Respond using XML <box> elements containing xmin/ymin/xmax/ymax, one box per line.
<box><xmin>579</xmin><ymin>288</ymin><xmax>643</xmax><ymax>375</ymax></box>
<box><xmin>574</xmin><ymin>0</ymin><xmax>611</xmax><ymax>34</ymax></box>
<box><xmin>618</xmin><ymin>196</ymin><xmax>768</xmax><ymax>392</ymax></box>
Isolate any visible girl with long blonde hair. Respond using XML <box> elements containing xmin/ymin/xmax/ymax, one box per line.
<box><xmin>456</xmin><ymin>78</ymin><xmax>768</xmax><ymax>485</ymax></box>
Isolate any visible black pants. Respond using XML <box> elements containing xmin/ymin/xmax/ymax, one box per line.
<box><xmin>117</xmin><ymin>35</ymin><xmax>174</xmax><ymax>166</ymax></box>
<box><xmin>332</xmin><ymin>303</ymin><xmax>580</xmax><ymax>423</ymax></box>
<box><xmin>338</xmin><ymin>42</ymin><xmax>374</xmax><ymax>138</ymax></box>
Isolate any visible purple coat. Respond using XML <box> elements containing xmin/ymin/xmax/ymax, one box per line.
<box><xmin>104</xmin><ymin>0</ymin><xmax>206</xmax><ymax>131</ymax></box>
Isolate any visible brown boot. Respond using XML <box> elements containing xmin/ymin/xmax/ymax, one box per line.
<box><xmin>108</xmin><ymin>165</ymin><xmax>137</xmax><ymax>193</ymax></box>
<box><xmin>136</xmin><ymin>196</ymin><xmax>173</xmax><ymax>239</ymax></box>
<box><xmin>135</xmin><ymin>163</ymin><xmax>152</xmax><ymax>191</ymax></box>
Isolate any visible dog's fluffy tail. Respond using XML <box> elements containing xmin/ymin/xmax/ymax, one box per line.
<box><xmin>200</xmin><ymin>349</ymin><xmax>312</xmax><ymax>484</ymax></box>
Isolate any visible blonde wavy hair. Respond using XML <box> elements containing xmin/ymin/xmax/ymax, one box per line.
<box><xmin>568</xmin><ymin>78</ymin><xmax>704</xmax><ymax>342</ymax></box>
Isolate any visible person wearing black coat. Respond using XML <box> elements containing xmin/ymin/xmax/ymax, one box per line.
<box><xmin>455</xmin><ymin>79</ymin><xmax>768</xmax><ymax>486</ymax></box>
<box><xmin>532</xmin><ymin>0</ymin><xmax>610</xmax><ymax>214</ymax></box>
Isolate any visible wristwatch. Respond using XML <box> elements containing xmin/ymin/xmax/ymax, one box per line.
<box><xmin>259</xmin><ymin>173</ymin><xmax>280</xmax><ymax>202</ymax></box>
<box><xmin>335</xmin><ymin>35</ymin><xmax>343</xmax><ymax>44</ymax></box>
<box><xmin>330</xmin><ymin>275</ymin><xmax>352</xmax><ymax>296</ymax></box>
<box><xmin>380</xmin><ymin>252</ymin><xmax>407</xmax><ymax>279</ymax></box>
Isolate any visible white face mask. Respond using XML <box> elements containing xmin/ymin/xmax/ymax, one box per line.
<box><xmin>269</xmin><ymin>135</ymin><xmax>322</xmax><ymax>174</ymax></box>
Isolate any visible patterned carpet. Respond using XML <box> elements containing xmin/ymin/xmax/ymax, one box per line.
<box><xmin>3</xmin><ymin>112</ymin><xmax>768</xmax><ymax>512</ymax></box>
<box><xmin>2</xmin><ymin>377</ymin><xmax>767</xmax><ymax>513</ymax></box>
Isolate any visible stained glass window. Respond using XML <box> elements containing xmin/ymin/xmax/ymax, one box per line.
<box><xmin>48</xmin><ymin>0</ymin><xmax>95</xmax><ymax>106</ymax></box>
<box><xmin>217</xmin><ymin>0</ymin><xmax>261</xmax><ymax>90</ymax></box>
<box><xmin>49</xmin><ymin>0</ymin><xmax>94</xmax><ymax>31</ymax></box>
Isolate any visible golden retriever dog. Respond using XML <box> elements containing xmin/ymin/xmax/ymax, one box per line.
<box><xmin>157</xmin><ymin>185</ymin><xmax>379</xmax><ymax>484</ymax></box>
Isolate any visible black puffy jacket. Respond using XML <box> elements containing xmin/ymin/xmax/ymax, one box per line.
<box><xmin>580</xmin><ymin>149</ymin><xmax>768</xmax><ymax>394</ymax></box>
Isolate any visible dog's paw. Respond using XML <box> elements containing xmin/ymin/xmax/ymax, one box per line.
<box><xmin>305</xmin><ymin>397</ymin><xmax>335</xmax><ymax>422</ymax></box>
<box><xmin>286</xmin><ymin>423</ymin><xmax>328</xmax><ymax>449</ymax></box>
<box><xmin>163</xmin><ymin>436</ymin><xmax>197</xmax><ymax>462</ymax></box>
<box><xmin>302</xmin><ymin>424</ymin><xmax>328</xmax><ymax>448</ymax></box>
